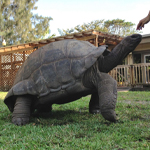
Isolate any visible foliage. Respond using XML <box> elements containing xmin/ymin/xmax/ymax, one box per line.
<box><xmin>41</xmin><ymin>29</ymin><xmax>56</xmax><ymax>39</ymax></box>
<box><xmin>104</xmin><ymin>19</ymin><xmax>139</xmax><ymax>36</ymax></box>
<box><xmin>0</xmin><ymin>91</ymin><xmax>150</xmax><ymax>149</ymax></box>
<box><xmin>58</xmin><ymin>19</ymin><xmax>140</xmax><ymax>37</ymax></box>
<box><xmin>74</xmin><ymin>20</ymin><xmax>108</xmax><ymax>33</ymax></box>
<box><xmin>58</xmin><ymin>20</ymin><xmax>108</xmax><ymax>36</ymax></box>
<box><xmin>58</xmin><ymin>28</ymin><xmax>75</xmax><ymax>36</ymax></box>
<box><xmin>0</xmin><ymin>0</ymin><xmax>52</xmax><ymax>46</ymax></box>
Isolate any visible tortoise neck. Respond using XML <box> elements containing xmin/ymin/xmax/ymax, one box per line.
<box><xmin>97</xmin><ymin>43</ymin><xmax>127</xmax><ymax>73</ymax></box>
<box><xmin>82</xmin><ymin>61</ymin><xmax>99</xmax><ymax>89</ymax></box>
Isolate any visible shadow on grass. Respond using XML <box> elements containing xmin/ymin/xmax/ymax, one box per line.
<box><xmin>32</xmin><ymin>109</ymin><xmax>88</xmax><ymax>118</ymax></box>
<box><xmin>30</xmin><ymin>109</ymin><xmax>117</xmax><ymax>127</ymax></box>
<box><xmin>31</xmin><ymin>109</ymin><xmax>94</xmax><ymax>125</ymax></box>
<box><xmin>1</xmin><ymin>108</ymin><xmax>117</xmax><ymax>127</ymax></box>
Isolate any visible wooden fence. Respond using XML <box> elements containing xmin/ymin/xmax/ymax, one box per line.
<box><xmin>109</xmin><ymin>63</ymin><xmax>150</xmax><ymax>87</ymax></box>
<box><xmin>1</xmin><ymin>51</ymin><xmax>150</xmax><ymax>91</ymax></box>
<box><xmin>0</xmin><ymin>50</ymin><xmax>35</xmax><ymax>91</ymax></box>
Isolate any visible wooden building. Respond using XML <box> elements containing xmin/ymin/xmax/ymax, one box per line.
<box><xmin>109</xmin><ymin>34</ymin><xmax>150</xmax><ymax>87</ymax></box>
<box><xmin>0</xmin><ymin>30</ymin><xmax>123</xmax><ymax>91</ymax></box>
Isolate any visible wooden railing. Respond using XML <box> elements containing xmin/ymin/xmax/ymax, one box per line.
<box><xmin>109</xmin><ymin>63</ymin><xmax>150</xmax><ymax>87</ymax></box>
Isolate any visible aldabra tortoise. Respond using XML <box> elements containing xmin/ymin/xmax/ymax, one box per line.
<box><xmin>4</xmin><ymin>34</ymin><xmax>142</xmax><ymax>125</ymax></box>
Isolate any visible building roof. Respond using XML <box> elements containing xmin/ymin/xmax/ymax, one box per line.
<box><xmin>0</xmin><ymin>30</ymin><xmax>124</xmax><ymax>54</ymax></box>
<box><xmin>134</xmin><ymin>33</ymin><xmax>150</xmax><ymax>51</ymax></box>
<box><xmin>142</xmin><ymin>34</ymin><xmax>150</xmax><ymax>38</ymax></box>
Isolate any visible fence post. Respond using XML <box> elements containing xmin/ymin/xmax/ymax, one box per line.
<box><xmin>94</xmin><ymin>35</ymin><xmax>98</xmax><ymax>47</ymax></box>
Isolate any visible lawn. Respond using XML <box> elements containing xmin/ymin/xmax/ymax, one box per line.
<box><xmin>0</xmin><ymin>91</ymin><xmax>150</xmax><ymax>149</ymax></box>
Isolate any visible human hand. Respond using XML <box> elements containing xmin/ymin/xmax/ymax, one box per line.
<box><xmin>136</xmin><ymin>11</ymin><xmax>150</xmax><ymax>30</ymax></box>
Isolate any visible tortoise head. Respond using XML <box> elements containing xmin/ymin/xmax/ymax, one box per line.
<box><xmin>98</xmin><ymin>34</ymin><xmax>142</xmax><ymax>73</ymax></box>
<box><xmin>120</xmin><ymin>34</ymin><xmax>142</xmax><ymax>51</ymax></box>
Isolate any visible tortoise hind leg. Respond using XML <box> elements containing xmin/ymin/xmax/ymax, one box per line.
<box><xmin>36</xmin><ymin>104</ymin><xmax>52</xmax><ymax>113</ymax></box>
<box><xmin>89</xmin><ymin>92</ymin><xmax>101</xmax><ymax>114</ymax></box>
<box><xmin>12</xmin><ymin>95</ymin><xmax>32</xmax><ymax>126</ymax></box>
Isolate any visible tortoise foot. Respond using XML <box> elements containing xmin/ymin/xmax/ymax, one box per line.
<box><xmin>101</xmin><ymin>109</ymin><xmax>117</xmax><ymax>122</ymax></box>
<box><xmin>12</xmin><ymin>96</ymin><xmax>32</xmax><ymax>126</ymax></box>
<box><xmin>12</xmin><ymin>117</ymin><xmax>29</xmax><ymax>126</ymax></box>
<box><xmin>89</xmin><ymin>109</ymin><xmax>101</xmax><ymax>114</ymax></box>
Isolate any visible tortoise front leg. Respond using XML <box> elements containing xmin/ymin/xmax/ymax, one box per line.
<box><xmin>12</xmin><ymin>95</ymin><xmax>32</xmax><ymax>126</ymax></box>
<box><xmin>97</xmin><ymin>73</ymin><xmax>117</xmax><ymax>122</ymax></box>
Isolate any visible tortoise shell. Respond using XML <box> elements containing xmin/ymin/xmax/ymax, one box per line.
<box><xmin>4</xmin><ymin>39</ymin><xmax>107</xmax><ymax>111</ymax></box>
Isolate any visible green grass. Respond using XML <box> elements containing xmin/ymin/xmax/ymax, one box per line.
<box><xmin>0</xmin><ymin>91</ymin><xmax>150</xmax><ymax>149</ymax></box>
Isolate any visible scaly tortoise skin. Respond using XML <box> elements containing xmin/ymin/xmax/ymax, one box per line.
<box><xmin>4</xmin><ymin>34</ymin><xmax>142</xmax><ymax>125</ymax></box>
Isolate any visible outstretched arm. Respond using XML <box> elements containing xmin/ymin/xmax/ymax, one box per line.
<box><xmin>136</xmin><ymin>11</ymin><xmax>150</xmax><ymax>30</ymax></box>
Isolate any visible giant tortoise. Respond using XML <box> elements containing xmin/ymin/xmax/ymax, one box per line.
<box><xmin>4</xmin><ymin>34</ymin><xmax>142</xmax><ymax>125</ymax></box>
